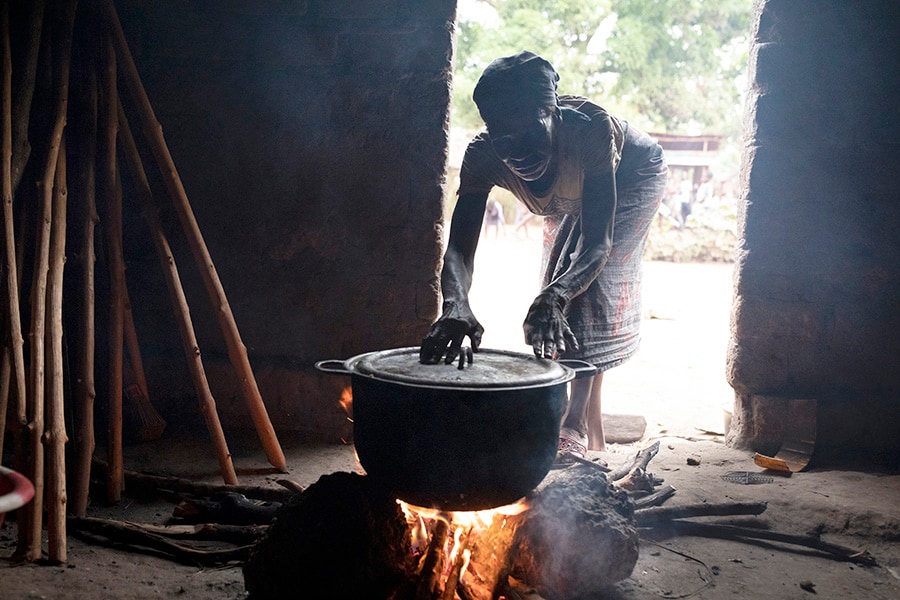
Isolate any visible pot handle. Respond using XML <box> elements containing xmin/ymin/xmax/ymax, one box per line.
<box><xmin>315</xmin><ymin>360</ymin><xmax>352</xmax><ymax>376</ymax></box>
<box><xmin>558</xmin><ymin>359</ymin><xmax>598</xmax><ymax>380</ymax></box>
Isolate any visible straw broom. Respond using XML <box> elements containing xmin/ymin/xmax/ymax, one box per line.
<box><xmin>123</xmin><ymin>283</ymin><xmax>166</xmax><ymax>442</ymax></box>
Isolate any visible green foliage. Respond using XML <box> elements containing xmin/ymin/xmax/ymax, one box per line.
<box><xmin>453</xmin><ymin>0</ymin><xmax>751</xmax><ymax>135</ymax></box>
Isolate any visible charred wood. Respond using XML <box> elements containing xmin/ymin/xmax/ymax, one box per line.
<box><xmin>635</xmin><ymin>501</ymin><xmax>768</xmax><ymax>526</ymax></box>
<box><xmin>414</xmin><ymin>517</ymin><xmax>449</xmax><ymax>600</ymax></box>
<box><xmin>69</xmin><ymin>516</ymin><xmax>252</xmax><ymax>566</ymax></box>
<box><xmin>644</xmin><ymin>520</ymin><xmax>877</xmax><ymax>566</ymax></box>
<box><xmin>632</xmin><ymin>484</ymin><xmax>677</xmax><ymax>509</ymax></box>
<box><xmin>172</xmin><ymin>492</ymin><xmax>280</xmax><ymax>526</ymax></box>
<box><xmin>91</xmin><ymin>457</ymin><xmax>299</xmax><ymax>503</ymax></box>
<box><xmin>607</xmin><ymin>440</ymin><xmax>660</xmax><ymax>482</ymax></box>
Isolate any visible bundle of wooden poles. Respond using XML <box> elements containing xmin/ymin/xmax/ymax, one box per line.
<box><xmin>0</xmin><ymin>0</ymin><xmax>286</xmax><ymax>563</ymax></box>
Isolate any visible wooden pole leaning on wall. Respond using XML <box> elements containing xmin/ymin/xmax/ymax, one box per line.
<box><xmin>46</xmin><ymin>137</ymin><xmax>69</xmax><ymax>563</ymax></box>
<box><xmin>100</xmin><ymin>0</ymin><xmax>286</xmax><ymax>473</ymax></box>
<box><xmin>0</xmin><ymin>0</ymin><xmax>25</xmax><ymax>462</ymax></box>
<box><xmin>70</xmin><ymin>52</ymin><xmax>99</xmax><ymax>519</ymax></box>
<box><xmin>21</xmin><ymin>0</ymin><xmax>77</xmax><ymax>562</ymax></box>
<box><xmin>117</xmin><ymin>101</ymin><xmax>239</xmax><ymax>485</ymax></box>
<box><xmin>100</xmin><ymin>34</ymin><xmax>124</xmax><ymax>503</ymax></box>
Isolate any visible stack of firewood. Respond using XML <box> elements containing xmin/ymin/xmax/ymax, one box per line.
<box><xmin>0</xmin><ymin>0</ymin><xmax>285</xmax><ymax>563</ymax></box>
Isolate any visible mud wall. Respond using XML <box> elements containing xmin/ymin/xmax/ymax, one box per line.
<box><xmin>115</xmin><ymin>0</ymin><xmax>454</xmax><ymax>441</ymax></box>
<box><xmin>727</xmin><ymin>0</ymin><xmax>900</xmax><ymax>462</ymax></box>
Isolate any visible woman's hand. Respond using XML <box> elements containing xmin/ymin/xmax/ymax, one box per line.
<box><xmin>523</xmin><ymin>292</ymin><xmax>579</xmax><ymax>359</ymax></box>
<box><xmin>419</xmin><ymin>302</ymin><xmax>484</xmax><ymax>364</ymax></box>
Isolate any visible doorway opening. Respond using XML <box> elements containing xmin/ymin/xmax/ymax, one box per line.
<box><xmin>447</xmin><ymin>0</ymin><xmax>751</xmax><ymax>444</ymax></box>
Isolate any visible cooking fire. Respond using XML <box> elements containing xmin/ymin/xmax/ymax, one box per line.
<box><xmin>242</xmin><ymin>446</ymin><xmax>646</xmax><ymax>599</ymax></box>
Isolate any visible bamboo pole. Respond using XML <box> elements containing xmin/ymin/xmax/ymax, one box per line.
<box><xmin>45</xmin><ymin>136</ymin><xmax>68</xmax><ymax>563</ymax></box>
<box><xmin>70</xmin><ymin>47</ymin><xmax>99</xmax><ymax>519</ymax></box>
<box><xmin>99</xmin><ymin>35</ymin><xmax>123</xmax><ymax>503</ymax></box>
<box><xmin>99</xmin><ymin>0</ymin><xmax>286</xmax><ymax>473</ymax></box>
<box><xmin>117</xmin><ymin>101</ymin><xmax>238</xmax><ymax>485</ymax></box>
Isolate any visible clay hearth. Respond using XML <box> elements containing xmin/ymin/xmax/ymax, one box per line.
<box><xmin>242</xmin><ymin>463</ymin><xmax>638</xmax><ymax>600</ymax></box>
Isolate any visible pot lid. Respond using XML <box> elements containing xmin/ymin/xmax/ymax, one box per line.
<box><xmin>348</xmin><ymin>347</ymin><xmax>576</xmax><ymax>389</ymax></box>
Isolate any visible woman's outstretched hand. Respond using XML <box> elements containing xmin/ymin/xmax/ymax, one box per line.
<box><xmin>419</xmin><ymin>302</ymin><xmax>484</xmax><ymax>364</ymax></box>
<box><xmin>523</xmin><ymin>292</ymin><xmax>579</xmax><ymax>359</ymax></box>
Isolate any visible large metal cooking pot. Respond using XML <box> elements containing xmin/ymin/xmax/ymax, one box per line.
<box><xmin>316</xmin><ymin>347</ymin><xmax>596</xmax><ymax>511</ymax></box>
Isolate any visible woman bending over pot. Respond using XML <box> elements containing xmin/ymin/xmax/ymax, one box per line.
<box><xmin>420</xmin><ymin>51</ymin><xmax>667</xmax><ymax>455</ymax></box>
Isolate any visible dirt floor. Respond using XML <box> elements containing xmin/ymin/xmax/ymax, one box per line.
<box><xmin>2</xmin><ymin>230</ymin><xmax>899</xmax><ymax>599</ymax></box>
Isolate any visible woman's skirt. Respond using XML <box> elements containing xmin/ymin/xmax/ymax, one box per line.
<box><xmin>541</xmin><ymin>172</ymin><xmax>666</xmax><ymax>370</ymax></box>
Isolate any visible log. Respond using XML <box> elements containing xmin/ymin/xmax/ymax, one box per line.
<box><xmin>607</xmin><ymin>440</ymin><xmax>660</xmax><ymax>482</ymax></box>
<box><xmin>415</xmin><ymin>517</ymin><xmax>449</xmax><ymax>600</ymax></box>
<box><xmin>632</xmin><ymin>484</ymin><xmax>677</xmax><ymax>510</ymax></box>
<box><xmin>99</xmin><ymin>0</ymin><xmax>286</xmax><ymax>473</ymax></box>
<box><xmin>99</xmin><ymin>35</ymin><xmax>124</xmax><ymax>503</ymax></box>
<box><xmin>128</xmin><ymin>522</ymin><xmax>268</xmax><ymax>545</ymax></box>
<box><xmin>21</xmin><ymin>0</ymin><xmax>77</xmax><ymax>561</ymax></box>
<box><xmin>45</xmin><ymin>136</ymin><xmax>69</xmax><ymax>563</ymax></box>
<box><xmin>1</xmin><ymin>0</ymin><xmax>28</xmax><ymax>470</ymax></box>
<box><xmin>172</xmin><ymin>492</ymin><xmax>280</xmax><ymax>526</ymax></box>
<box><xmin>647</xmin><ymin>520</ymin><xmax>877</xmax><ymax>566</ymax></box>
<box><xmin>439</xmin><ymin>528</ymin><xmax>471</xmax><ymax>600</ymax></box>
<box><xmin>70</xmin><ymin>50</ymin><xmax>99</xmax><ymax>518</ymax></box>
<box><xmin>116</xmin><ymin>101</ymin><xmax>238</xmax><ymax>484</ymax></box>
<box><xmin>45</xmin><ymin>2</ymin><xmax>78</xmax><ymax>563</ymax></box>
<box><xmin>634</xmin><ymin>501</ymin><xmax>768</xmax><ymax>526</ymax></box>
<box><xmin>0</xmin><ymin>0</ymin><xmax>15</xmax><ymax>460</ymax></box>
<box><xmin>611</xmin><ymin>466</ymin><xmax>655</xmax><ymax>492</ymax></box>
<box><xmin>69</xmin><ymin>516</ymin><xmax>252</xmax><ymax>566</ymax></box>
<box><xmin>92</xmin><ymin>457</ymin><xmax>295</xmax><ymax>502</ymax></box>
<box><xmin>464</xmin><ymin>510</ymin><xmax>522</xmax><ymax>598</ymax></box>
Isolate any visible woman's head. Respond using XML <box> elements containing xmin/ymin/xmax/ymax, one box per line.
<box><xmin>473</xmin><ymin>51</ymin><xmax>561</xmax><ymax>181</ymax></box>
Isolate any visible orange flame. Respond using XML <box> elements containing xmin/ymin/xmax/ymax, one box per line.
<box><xmin>339</xmin><ymin>386</ymin><xmax>353</xmax><ymax>422</ymax></box>
<box><xmin>399</xmin><ymin>499</ymin><xmax>529</xmax><ymax>597</ymax></box>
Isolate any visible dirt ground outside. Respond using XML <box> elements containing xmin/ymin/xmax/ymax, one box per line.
<box><xmin>1</xmin><ymin>230</ymin><xmax>898</xmax><ymax>599</ymax></box>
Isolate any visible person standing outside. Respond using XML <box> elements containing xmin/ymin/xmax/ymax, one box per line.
<box><xmin>483</xmin><ymin>196</ymin><xmax>506</xmax><ymax>238</ymax></box>
<box><xmin>420</xmin><ymin>51</ymin><xmax>667</xmax><ymax>455</ymax></box>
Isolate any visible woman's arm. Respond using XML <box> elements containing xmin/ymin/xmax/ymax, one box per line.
<box><xmin>545</xmin><ymin>171</ymin><xmax>616</xmax><ymax>305</ymax></box>
<box><xmin>524</xmin><ymin>170</ymin><xmax>617</xmax><ymax>358</ymax></box>
<box><xmin>419</xmin><ymin>191</ymin><xmax>489</xmax><ymax>364</ymax></box>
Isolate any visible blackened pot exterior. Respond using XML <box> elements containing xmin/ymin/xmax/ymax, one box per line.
<box><xmin>316</xmin><ymin>348</ymin><xmax>594</xmax><ymax>511</ymax></box>
<box><xmin>351</xmin><ymin>375</ymin><xmax>566</xmax><ymax>511</ymax></box>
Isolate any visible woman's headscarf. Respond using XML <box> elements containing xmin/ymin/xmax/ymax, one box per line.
<box><xmin>472</xmin><ymin>51</ymin><xmax>559</xmax><ymax>124</ymax></box>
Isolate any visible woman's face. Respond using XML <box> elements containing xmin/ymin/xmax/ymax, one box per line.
<box><xmin>486</xmin><ymin>106</ymin><xmax>558</xmax><ymax>181</ymax></box>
